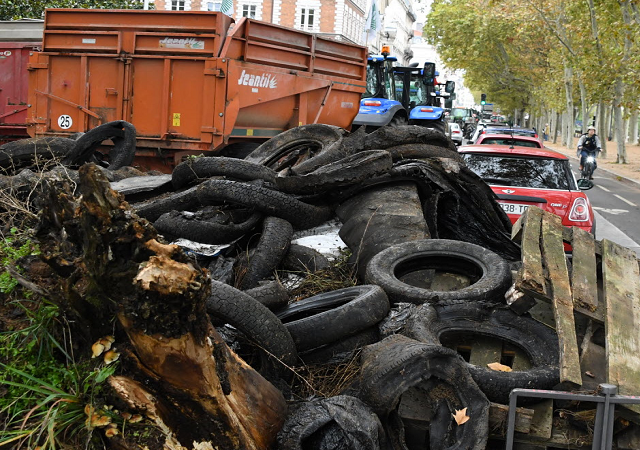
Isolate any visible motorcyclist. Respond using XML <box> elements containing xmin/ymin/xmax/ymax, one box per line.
<box><xmin>577</xmin><ymin>125</ymin><xmax>602</xmax><ymax>179</ymax></box>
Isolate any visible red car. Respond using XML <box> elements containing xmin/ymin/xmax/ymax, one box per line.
<box><xmin>474</xmin><ymin>134</ymin><xmax>543</xmax><ymax>148</ymax></box>
<box><xmin>458</xmin><ymin>145</ymin><xmax>595</xmax><ymax>234</ymax></box>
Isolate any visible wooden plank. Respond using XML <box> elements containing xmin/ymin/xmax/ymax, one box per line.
<box><xmin>527</xmin><ymin>399</ymin><xmax>554</xmax><ymax>439</ymax></box>
<box><xmin>570</xmin><ymin>226</ymin><xmax>598</xmax><ymax>312</ymax></box>
<box><xmin>541</xmin><ymin>212</ymin><xmax>582</xmax><ymax>387</ymax></box>
<box><xmin>514</xmin><ymin>207</ymin><xmax>547</xmax><ymax>298</ymax></box>
<box><xmin>602</xmin><ymin>239</ymin><xmax>640</xmax><ymax>405</ymax></box>
<box><xmin>511</xmin><ymin>209</ymin><xmax>527</xmax><ymax>243</ymax></box>
<box><xmin>489</xmin><ymin>403</ymin><xmax>534</xmax><ymax>435</ymax></box>
<box><xmin>469</xmin><ymin>337</ymin><xmax>502</xmax><ymax>368</ymax></box>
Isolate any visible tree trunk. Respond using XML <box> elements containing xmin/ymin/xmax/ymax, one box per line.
<box><xmin>563</xmin><ymin>65</ymin><xmax>574</xmax><ymax>147</ymax></box>
<box><xmin>37</xmin><ymin>165</ymin><xmax>288</xmax><ymax>450</ymax></box>
<box><xmin>598</xmin><ymin>101</ymin><xmax>607</xmax><ymax>156</ymax></box>
<box><xmin>553</xmin><ymin>110</ymin><xmax>561</xmax><ymax>144</ymax></box>
<box><xmin>578</xmin><ymin>75</ymin><xmax>588</xmax><ymax>133</ymax></box>
<box><xmin>613</xmin><ymin>80</ymin><xmax>627</xmax><ymax>163</ymax></box>
<box><xmin>629</xmin><ymin>109</ymin><xmax>639</xmax><ymax>145</ymax></box>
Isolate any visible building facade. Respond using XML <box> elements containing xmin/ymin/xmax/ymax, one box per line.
<box><xmin>153</xmin><ymin>0</ymin><xmax>415</xmax><ymax>59</ymax></box>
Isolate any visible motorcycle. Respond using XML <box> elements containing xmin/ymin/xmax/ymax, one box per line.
<box><xmin>579</xmin><ymin>152</ymin><xmax>597</xmax><ymax>180</ymax></box>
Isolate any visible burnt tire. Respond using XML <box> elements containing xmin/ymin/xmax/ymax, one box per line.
<box><xmin>63</xmin><ymin>120</ymin><xmax>136</xmax><ymax>170</ymax></box>
<box><xmin>132</xmin><ymin>186</ymin><xmax>200</xmax><ymax>223</ymax></box>
<box><xmin>274</xmin><ymin>150</ymin><xmax>393</xmax><ymax>195</ymax></box>
<box><xmin>244</xmin><ymin>124</ymin><xmax>346</xmax><ymax>173</ymax></box>
<box><xmin>348</xmin><ymin>334</ymin><xmax>490</xmax><ymax>450</ymax></box>
<box><xmin>363</xmin><ymin>125</ymin><xmax>452</xmax><ymax>151</ymax></box>
<box><xmin>276</xmin><ymin>285</ymin><xmax>390</xmax><ymax>352</ymax></box>
<box><xmin>426</xmin><ymin>303</ymin><xmax>560</xmax><ymax>404</ymax></box>
<box><xmin>153</xmin><ymin>209</ymin><xmax>262</xmax><ymax>244</ymax></box>
<box><xmin>277</xmin><ymin>395</ymin><xmax>387</xmax><ymax>450</ymax></box>
<box><xmin>196</xmin><ymin>179</ymin><xmax>332</xmax><ymax>230</ymax></box>
<box><xmin>206</xmin><ymin>280</ymin><xmax>298</xmax><ymax>380</ymax></box>
<box><xmin>0</xmin><ymin>137</ymin><xmax>77</xmax><ymax>171</ymax></box>
<box><xmin>172</xmin><ymin>156</ymin><xmax>276</xmax><ymax>189</ymax></box>
<box><xmin>385</xmin><ymin>143</ymin><xmax>461</xmax><ymax>162</ymax></box>
<box><xmin>365</xmin><ymin>239</ymin><xmax>511</xmax><ymax>305</ymax></box>
<box><xmin>281</xmin><ymin>244</ymin><xmax>330</xmax><ymax>273</ymax></box>
<box><xmin>238</xmin><ymin>216</ymin><xmax>293</xmax><ymax>290</ymax></box>
<box><xmin>244</xmin><ymin>280</ymin><xmax>290</xmax><ymax>311</ymax></box>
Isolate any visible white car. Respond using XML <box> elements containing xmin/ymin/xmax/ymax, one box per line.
<box><xmin>447</xmin><ymin>122</ymin><xmax>463</xmax><ymax>145</ymax></box>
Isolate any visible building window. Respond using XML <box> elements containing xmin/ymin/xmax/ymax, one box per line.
<box><xmin>242</xmin><ymin>4</ymin><xmax>257</xmax><ymax>18</ymax></box>
<box><xmin>300</xmin><ymin>8</ymin><xmax>315</xmax><ymax>30</ymax></box>
<box><xmin>207</xmin><ymin>1</ymin><xmax>221</xmax><ymax>10</ymax></box>
<box><xmin>171</xmin><ymin>0</ymin><xmax>186</xmax><ymax>10</ymax></box>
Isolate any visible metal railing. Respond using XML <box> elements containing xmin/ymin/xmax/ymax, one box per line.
<box><xmin>506</xmin><ymin>384</ymin><xmax>640</xmax><ymax>450</ymax></box>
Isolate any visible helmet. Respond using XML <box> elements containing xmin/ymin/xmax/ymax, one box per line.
<box><xmin>587</xmin><ymin>125</ymin><xmax>596</xmax><ymax>131</ymax></box>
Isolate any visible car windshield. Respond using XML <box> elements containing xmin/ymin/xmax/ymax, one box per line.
<box><xmin>461</xmin><ymin>153</ymin><xmax>573</xmax><ymax>190</ymax></box>
<box><xmin>479</xmin><ymin>138</ymin><xmax>541</xmax><ymax>148</ymax></box>
<box><xmin>451</xmin><ymin>108</ymin><xmax>467</xmax><ymax>118</ymax></box>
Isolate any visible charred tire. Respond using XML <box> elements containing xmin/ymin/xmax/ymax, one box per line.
<box><xmin>276</xmin><ymin>285</ymin><xmax>390</xmax><ymax>352</ymax></box>
<box><xmin>206</xmin><ymin>280</ymin><xmax>298</xmax><ymax>378</ymax></box>
<box><xmin>153</xmin><ymin>209</ymin><xmax>262</xmax><ymax>244</ymax></box>
<box><xmin>274</xmin><ymin>150</ymin><xmax>393</xmax><ymax>195</ymax></box>
<box><xmin>64</xmin><ymin>121</ymin><xmax>136</xmax><ymax>170</ymax></box>
<box><xmin>277</xmin><ymin>395</ymin><xmax>386</xmax><ymax>450</ymax></box>
<box><xmin>349</xmin><ymin>334</ymin><xmax>490</xmax><ymax>450</ymax></box>
<box><xmin>385</xmin><ymin>143</ymin><xmax>461</xmax><ymax>162</ymax></box>
<box><xmin>244</xmin><ymin>280</ymin><xmax>290</xmax><ymax>311</ymax></box>
<box><xmin>244</xmin><ymin>124</ymin><xmax>346</xmax><ymax>172</ymax></box>
<box><xmin>281</xmin><ymin>244</ymin><xmax>330</xmax><ymax>273</ymax></box>
<box><xmin>196</xmin><ymin>179</ymin><xmax>332</xmax><ymax>230</ymax></box>
<box><xmin>0</xmin><ymin>137</ymin><xmax>77</xmax><ymax>171</ymax></box>
<box><xmin>363</xmin><ymin>125</ymin><xmax>452</xmax><ymax>151</ymax></box>
<box><xmin>365</xmin><ymin>239</ymin><xmax>511</xmax><ymax>305</ymax></box>
<box><xmin>132</xmin><ymin>186</ymin><xmax>200</xmax><ymax>223</ymax></box>
<box><xmin>427</xmin><ymin>303</ymin><xmax>560</xmax><ymax>403</ymax></box>
<box><xmin>299</xmin><ymin>326</ymin><xmax>381</xmax><ymax>365</ymax></box>
<box><xmin>172</xmin><ymin>156</ymin><xmax>277</xmax><ymax>189</ymax></box>
<box><xmin>238</xmin><ymin>216</ymin><xmax>293</xmax><ymax>290</ymax></box>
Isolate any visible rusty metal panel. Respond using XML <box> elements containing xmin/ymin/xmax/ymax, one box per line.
<box><xmin>0</xmin><ymin>43</ymin><xmax>38</xmax><ymax>132</ymax></box>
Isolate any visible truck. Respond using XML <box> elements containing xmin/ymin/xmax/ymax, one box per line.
<box><xmin>0</xmin><ymin>19</ymin><xmax>44</xmax><ymax>145</ymax></box>
<box><xmin>25</xmin><ymin>9</ymin><xmax>367</xmax><ymax>172</ymax></box>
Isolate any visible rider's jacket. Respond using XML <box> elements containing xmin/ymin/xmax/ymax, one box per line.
<box><xmin>578</xmin><ymin>133</ymin><xmax>602</xmax><ymax>153</ymax></box>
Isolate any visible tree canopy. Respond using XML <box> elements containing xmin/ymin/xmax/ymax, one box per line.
<box><xmin>0</xmin><ymin>1</ymin><xmax>145</xmax><ymax>21</ymax></box>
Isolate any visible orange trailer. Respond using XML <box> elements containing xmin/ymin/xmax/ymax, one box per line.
<box><xmin>26</xmin><ymin>9</ymin><xmax>367</xmax><ymax>171</ymax></box>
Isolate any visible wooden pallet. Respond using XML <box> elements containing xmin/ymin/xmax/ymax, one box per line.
<box><xmin>510</xmin><ymin>206</ymin><xmax>640</xmax><ymax>415</ymax></box>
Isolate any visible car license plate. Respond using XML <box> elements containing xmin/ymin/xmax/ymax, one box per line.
<box><xmin>499</xmin><ymin>202</ymin><xmax>529</xmax><ymax>215</ymax></box>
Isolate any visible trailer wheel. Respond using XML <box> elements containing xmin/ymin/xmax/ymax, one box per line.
<box><xmin>365</xmin><ymin>239</ymin><xmax>512</xmax><ymax>305</ymax></box>
<box><xmin>244</xmin><ymin>124</ymin><xmax>345</xmax><ymax>172</ymax></box>
<box><xmin>63</xmin><ymin>120</ymin><xmax>136</xmax><ymax>170</ymax></box>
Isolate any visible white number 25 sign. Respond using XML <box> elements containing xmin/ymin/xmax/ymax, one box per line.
<box><xmin>57</xmin><ymin>115</ymin><xmax>73</xmax><ymax>129</ymax></box>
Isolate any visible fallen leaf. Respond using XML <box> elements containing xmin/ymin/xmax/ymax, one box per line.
<box><xmin>487</xmin><ymin>362</ymin><xmax>512</xmax><ymax>372</ymax></box>
<box><xmin>452</xmin><ymin>407</ymin><xmax>470</xmax><ymax>425</ymax></box>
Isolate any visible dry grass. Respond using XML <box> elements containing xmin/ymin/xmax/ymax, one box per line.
<box><xmin>286</xmin><ymin>249</ymin><xmax>357</xmax><ymax>302</ymax></box>
<box><xmin>288</xmin><ymin>349</ymin><xmax>362</xmax><ymax>400</ymax></box>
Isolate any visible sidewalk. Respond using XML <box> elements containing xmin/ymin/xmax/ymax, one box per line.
<box><xmin>543</xmin><ymin>137</ymin><xmax>640</xmax><ymax>187</ymax></box>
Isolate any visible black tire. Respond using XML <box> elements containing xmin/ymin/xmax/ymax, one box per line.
<box><xmin>365</xmin><ymin>239</ymin><xmax>512</xmax><ymax>305</ymax></box>
<box><xmin>63</xmin><ymin>120</ymin><xmax>136</xmax><ymax>170</ymax></box>
<box><xmin>274</xmin><ymin>150</ymin><xmax>393</xmax><ymax>195</ymax></box>
<box><xmin>244</xmin><ymin>280</ymin><xmax>290</xmax><ymax>311</ymax></box>
<box><xmin>275</xmin><ymin>285</ymin><xmax>390</xmax><ymax>352</ymax></box>
<box><xmin>172</xmin><ymin>156</ymin><xmax>276</xmax><ymax>189</ymax></box>
<box><xmin>363</xmin><ymin>125</ymin><xmax>452</xmax><ymax>151</ymax></box>
<box><xmin>196</xmin><ymin>179</ymin><xmax>332</xmax><ymax>230</ymax></box>
<box><xmin>244</xmin><ymin>124</ymin><xmax>346</xmax><ymax>172</ymax></box>
<box><xmin>348</xmin><ymin>334</ymin><xmax>490</xmax><ymax>450</ymax></box>
<box><xmin>132</xmin><ymin>186</ymin><xmax>200</xmax><ymax>223</ymax></box>
<box><xmin>388</xmin><ymin>115</ymin><xmax>408</xmax><ymax>127</ymax></box>
<box><xmin>0</xmin><ymin>137</ymin><xmax>77</xmax><ymax>171</ymax></box>
<box><xmin>299</xmin><ymin>326</ymin><xmax>381</xmax><ymax>365</ymax></box>
<box><xmin>205</xmin><ymin>280</ymin><xmax>298</xmax><ymax>379</ymax></box>
<box><xmin>426</xmin><ymin>303</ymin><xmax>560</xmax><ymax>404</ymax></box>
<box><xmin>277</xmin><ymin>395</ymin><xmax>387</xmax><ymax>450</ymax></box>
<box><xmin>153</xmin><ymin>209</ymin><xmax>262</xmax><ymax>244</ymax></box>
<box><xmin>385</xmin><ymin>143</ymin><xmax>462</xmax><ymax>162</ymax></box>
<box><xmin>238</xmin><ymin>216</ymin><xmax>293</xmax><ymax>290</ymax></box>
<box><xmin>281</xmin><ymin>243</ymin><xmax>330</xmax><ymax>273</ymax></box>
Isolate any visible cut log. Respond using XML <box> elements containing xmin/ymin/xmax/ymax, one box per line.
<box><xmin>571</xmin><ymin>226</ymin><xmax>598</xmax><ymax>312</ymax></box>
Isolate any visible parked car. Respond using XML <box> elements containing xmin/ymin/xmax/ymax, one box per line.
<box><xmin>474</xmin><ymin>133</ymin><xmax>543</xmax><ymax>148</ymax></box>
<box><xmin>458</xmin><ymin>145</ymin><xmax>595</xmax><ymax>234</ymax></box>
<box><xmin>447</xmin><ymin>122</ymin><xmax>463</xmax><ymax>145</ymax></box>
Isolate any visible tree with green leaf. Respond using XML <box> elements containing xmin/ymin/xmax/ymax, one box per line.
<box><xmin>0</xmin><ymin>1</ymin><xmax>145</xmax><ymax>21</ymax></box>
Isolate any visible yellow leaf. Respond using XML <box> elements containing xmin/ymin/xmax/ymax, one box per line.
<box><xmin>487</xmin><ymin>362</ymin><xmax>512</xmax><ymax>372</ymax></box>
<box><xmin>452</xmin><ymin>407</ymin><xmax>470</xmax><ymax>425</ymax></box>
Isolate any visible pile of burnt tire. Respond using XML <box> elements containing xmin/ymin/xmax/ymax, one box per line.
<box><xmin>2</xmin><ymin>122</ymin><xmax>561</xmax><ymax>449</ymax></box>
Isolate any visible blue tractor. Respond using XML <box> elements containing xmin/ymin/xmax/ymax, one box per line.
<box><xmin>351</xmin><ymin>46</ymin><xmax>408</xmax><ymax>132</ymax></box>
